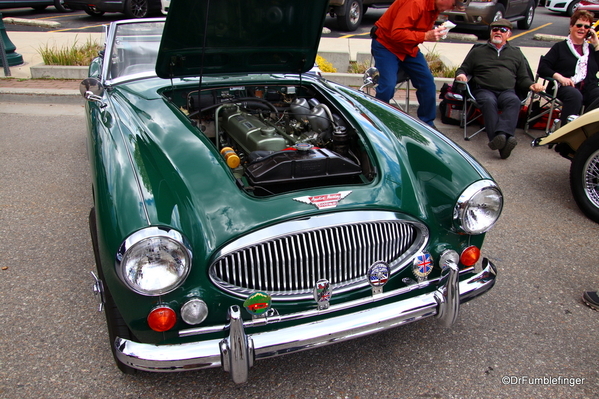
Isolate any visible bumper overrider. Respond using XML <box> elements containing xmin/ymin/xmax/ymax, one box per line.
<box><xmin>115</xmin><ymin>259</ymin><xmax>496</xmax><ymax>383</ymax></box>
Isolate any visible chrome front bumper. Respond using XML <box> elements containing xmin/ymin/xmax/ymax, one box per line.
<box><xmin>115</xmin><ymin>259</ymin><xmax>496</xmax><ymax>383</ymax></box>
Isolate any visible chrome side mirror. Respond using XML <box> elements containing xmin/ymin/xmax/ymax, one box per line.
<box><xmin>80</xmin><ymin>78</ymin><xmax>107</xmax><ymax>108</ymax></box>
<box><xmin>360</xmin><ymin>67</ymin><xmax>380</xmax><ymax>92</ymax></box>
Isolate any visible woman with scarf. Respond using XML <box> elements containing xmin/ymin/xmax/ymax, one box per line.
<box><xmin>538</xmin><ymin>10</ymin><xmax>599</xmax><ymax>126</ymax></box>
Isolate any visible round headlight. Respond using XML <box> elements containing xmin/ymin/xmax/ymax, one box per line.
<box><xmin>116</xmin><ymin>227</ymin><xmax>192</xmax><ymax>296</ymax></box>
<box><xmin>454</xmin><ymin>180</ymin><xmax>503</xmax><ymax>235</ymax></box>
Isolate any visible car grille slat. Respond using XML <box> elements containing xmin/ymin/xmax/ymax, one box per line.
<box><xmin>210</xmin><ymin>217</ymin><xmax>425</xmax><ymax>300</ymax></box>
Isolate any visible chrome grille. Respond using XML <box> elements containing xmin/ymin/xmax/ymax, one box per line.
<box><xmin>209</xmin><ymin>212</ymin><xmax>427</xmax><ymax>300</ymax></box>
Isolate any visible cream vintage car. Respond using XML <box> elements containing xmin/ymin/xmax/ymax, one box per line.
<box><xmin>535</xmin><ymin>108</ymin><xmax>599</xmax><ymax>223</ymax></box>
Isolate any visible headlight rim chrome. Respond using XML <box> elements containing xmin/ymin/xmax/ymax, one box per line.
<box><xmin>454</xmin><ymin>180</ymin><xmax>503</xmax><ymax>235</ymax></box>
<box><xmin>116</xmin><ymin>227</ymin><xmax>192</xmax><ymax>296</ymax></box>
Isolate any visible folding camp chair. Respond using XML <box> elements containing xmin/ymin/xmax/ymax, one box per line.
<box><xmin>523</xmin><ymin>74</ymin><xmax>563</xmax><ymax>138</ymax></box>
<box><xmin>391</xmin><ymin>69</ymin><xmax>411</xmax><ymax>112</ymax></box>
<box><xmin>360</xmin><ymin>60</ymin><xmax>411</xmax><ymax>112</ymax></box>
<box><xmin>453</xmin><ymin>79</ymin><xmax>532</xmax><ymax>141</ymax></box>
<box><xmin>452</xmin><ymin>80</ymin><xmax>484</xmax><ymax>141</ymax></box>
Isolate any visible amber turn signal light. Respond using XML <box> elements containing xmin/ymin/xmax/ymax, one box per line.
<box><xmin>460</xmin><ymin>246</ymin><xmax>480</xmax><ymax>267</ymax></box>
<box><xmin>147</xmin><ymin>306</ymin><xmax>177</xmax><ymax>332</ymax></box>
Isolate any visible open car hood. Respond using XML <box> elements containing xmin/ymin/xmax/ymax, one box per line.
<box><xmin>156</xmin><ymin>0</ymin><xmax>329</xmax><ymax>79</ymax></box>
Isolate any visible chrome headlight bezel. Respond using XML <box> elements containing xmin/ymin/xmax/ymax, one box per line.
<box><xmin>116</xmin><ymin>227</ymin><xmax>192</xmax><ymax>296</ymax></box>
<box><xmin>454</xmin><ymin>180</ymin><xmax>503</xmax><ymax>235</ymax></box>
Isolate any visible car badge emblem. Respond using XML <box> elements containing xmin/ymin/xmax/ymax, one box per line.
<box><xmin>243</xmin><ymin>292</ymin><xmax>272</xmax><ymax>316</ymax></box>
<box><xmin>293</xmin><ymin>191</ymin><xmax>352</xmax><ymax>210</ymax></box>
<box><xmin>367</xmin><ymin>261</ymin><xmax>391</xmax><ymax>295</ymax></box>
<box><xmin>313</xmin><ymin>279</ymin><xmax>332</xmax><ymax>310</ymax></box>
<box><xmin>413</xmin><ymin>252</ymin><xmax>433</xmax><ymax>281</ymax></box>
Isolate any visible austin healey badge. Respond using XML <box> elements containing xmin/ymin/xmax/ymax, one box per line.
<box><xmin>313</xmin><ymin>279</ymin><xmax>332</xmax><ymax>310</ymax></box>
<box><xmin>367</xmin><ymin>261</ymin><xmax>390</xmax><ymax>295</ymax></box>
<box><xmin>412</xmin><ymin>252</ymin><xmax>433</xmax><ymax>281</ymax></box>
<box><xmin>293</xmin><ymin>191</ymin><xmax>351</xmax><ymax>210</ymax></box>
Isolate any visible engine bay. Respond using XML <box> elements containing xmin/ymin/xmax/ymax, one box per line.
<box><xmin>164</xmin><ymin>83</ymin><xmax>375</xmax><ymax>196</ymax></box>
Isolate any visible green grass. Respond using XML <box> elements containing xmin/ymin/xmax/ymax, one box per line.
<box><xmin>425</xmin><ymin>51</ymin><xmax>459</xmax><ymax>78</ymax></box>
<box><xmin>37</xmin><ymin>36</ymin><xmax>102</xmax><ymax>66</ymax></box>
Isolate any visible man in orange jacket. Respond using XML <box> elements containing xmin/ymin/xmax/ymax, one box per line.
<box><xmin>371</xmin><ymin>0</ymin><xmax>458</xmax><ymax>127</ymax></box>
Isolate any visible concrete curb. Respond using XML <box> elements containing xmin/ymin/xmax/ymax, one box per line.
<box><xmin>533</xmin><ymin>33</ymin><xmax>567</xmax><ymax>42</ymax></box>
<box><xmin>30</xmin><ymin>64</ymin><xmax>89</xmax><ymax>80</ymax></box>
<box><xmin>2</xmin><ymin>17</ymin><xmax>61</xmax><ymax>29</ymax></box>
<box><xmin>0</xmin><ymin>88</ymin><xmax>83</xmax><ymax>104</ymax></box>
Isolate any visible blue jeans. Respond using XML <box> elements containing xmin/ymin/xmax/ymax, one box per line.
<box><xmin>371</xmin><ymin>39</ymin><xmax>437</xmax><ymax>127</ymax></box>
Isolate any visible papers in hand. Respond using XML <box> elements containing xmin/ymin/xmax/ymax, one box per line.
<box><xmin>440</xmin><ymin>21</ymin><xmax>456</xmax><ymax>39</ymax></box>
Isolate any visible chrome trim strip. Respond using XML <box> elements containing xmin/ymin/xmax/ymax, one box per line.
<box><xmin>215</xmin><ymin>211</ymin><xmax>425</xmax><ymax>258</ymax></box>
<box><xmin>115</xmin><ymin>259</ymin><xmax>496</xmax><ymax>376</ymax></box>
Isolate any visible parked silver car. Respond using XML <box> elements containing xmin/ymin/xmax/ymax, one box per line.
<box><xmin>437</xmin><ymin>0</ymin><xmax>537</xmax><ymax>38</ymax></box>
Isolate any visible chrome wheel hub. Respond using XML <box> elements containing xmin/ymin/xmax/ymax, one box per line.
<box><xmin>583</xmin><ymin>149</ymin><xmax>599</xmax><ymax>208</ymax></box>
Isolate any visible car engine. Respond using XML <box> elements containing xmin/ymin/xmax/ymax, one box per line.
<box><xmin>171</xmin><ymin>84</ymin><xmax>375</xmax><ymax>196</ymax></box>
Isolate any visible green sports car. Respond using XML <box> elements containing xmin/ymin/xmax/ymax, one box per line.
<box><xmin>82</xmin><ymin>0</ymin><xmax>502</xmax><ymax>384</ymax></box>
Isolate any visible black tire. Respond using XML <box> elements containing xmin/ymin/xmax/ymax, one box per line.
<box><xmin>102</xmin><ymin>279</ymin><xmax>139</xmax><ymax>374</ymax></box>
<box><xmin>124</xmin><ymin>0</ymin><xmax>149</xmax><ymax>19</ymax></box>
<box><xmin>84</xmin><ymin>6</ymin><xmax>105</xmax><ymax>16</ymax></box>
<box><xmin>337</xmin><ymin>0</ymin><xmax>363</xmax><ymax>32</ymax></box>
<box><xmin>491</xmin><ymin>4</ymin><xmax>506</xmax><ymax>24</ymax></box>
<box><xmin>478</xmin><ymin>4</ymin><xmax>505</xmax><ymax>39</ymax></box>
<box><xmin>566</xmin><ymin>0</ymin><xmax>580</xmax><ymax>16</ymax></box>
<box><xmin>54</xmin><ymin>0</ymin><xmax>72</xmax><ymax>12</ymax></box>
<box><xmin>518</xmin><ymin>1</ymin><xmax>535</xmax><ymax>29</ymax></box>
<box><xmin>569</xmin><ymin>133</ymin><xmax>599</xmax><ymax>224</ymax></box>
<box><xmin>89</xmin><ymin>208</ymin><xmax>138</xmax><ymax>375</ymax></box>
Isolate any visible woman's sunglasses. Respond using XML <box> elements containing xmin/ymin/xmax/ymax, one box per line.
<box><xmin>491</xmin><ymin>27</ymin><xmax>510</xmax><ymax>33</ymax></box>
<box><xmin>575</xmin><ymin>23</ymin><xmax>591</xmax><ymax>29</ymax></box>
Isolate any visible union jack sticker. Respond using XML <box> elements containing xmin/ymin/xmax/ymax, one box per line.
<box><xmin>412</xmin><ymin>252</ymin><xmax>433</xmax><ymax>279</ymax></box>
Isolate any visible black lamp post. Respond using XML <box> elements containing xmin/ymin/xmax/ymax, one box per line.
<box><xmin>0</xmin><ymin>13</ymin><xmax>24</xmax><ymax>76</ymax></box>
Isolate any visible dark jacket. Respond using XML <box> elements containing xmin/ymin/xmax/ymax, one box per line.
<box><xmin>456</xmin><ymin>42</ymin><xmax>535</xmax><ymax>96</ymax></box>
<box><xmin>537</xmin><ymin>40</ymin><xmax>599</xmax><ymax>97</ymax></box>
